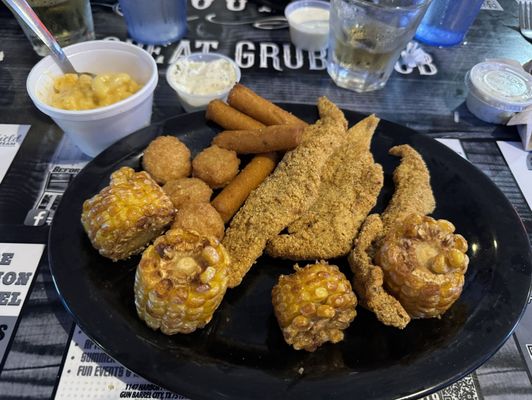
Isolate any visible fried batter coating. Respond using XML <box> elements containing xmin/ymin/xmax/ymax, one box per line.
<box><xmin>348</xmin><ymin>214</ymin><xmax>411</xmax><ymax>329</ymax></box>
<box><xmin>135</xmin><ymin>228</ymin><xmax>230</xmax><ymax>334</ymax></box>
<box><xmin>172</xmin><ymin>203</ymin><xmax>225</xmax><ymax>241</ymax></box>
<box><xmin>192</xmin><ymin>145</ymin><xmax>240</xmax><ymax>189</ymax></box>
<box><xmin>266</xmin><ymin>115</ymin><xmax>383</xmax><ymax>260</ymax></box>
<box><xmin>163</xmin><ymin>177</ymin><xmax>213</xmax><ymax>209</ymax></box>
<box><xmin>272</xmin><ymin>263</ymin><xmax>357</xmax><ymax>352</ymax></box>
<box><xmin>375</xmin><ymin>214</ymin><xmax>469</xmax><ymax>319</ymax></box>
<box><xmin>142</xmin><ymin>136</ymin><xmax>191</xmax><ymax>184</ymax></box>
<box><xmin>381</xmin><ymin>145</ymin><xmax>436</xmax><ymax>233</ymax></box>
<box><xmin>222</xmin><ymin>97</ymin><xmax>348</xmax><ymax>288</ymax></box>
<box><xmin>81</xmin><ymin>167</ymin><xmax>175</xmax><ymax>261</ymax></box>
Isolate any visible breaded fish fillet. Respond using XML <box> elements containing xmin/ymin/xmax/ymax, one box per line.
<box><xmin>222</xmin><ymin>97</ymin><xmax>348</xmax><ymax>288</ymax></box>
<box><xmin>381</xmin><ymin>144</ymin><xmax>436</xmax><ymax>233</ymax></box>
<box><xmin>348</xmin><ymin>214</ymin><xmax>411</xmax><ymax>329</ymax></box>
<box><xmin>266</xmin><ymin>115</ymin><xmax>383</xmax><ymax>260</ymax></box>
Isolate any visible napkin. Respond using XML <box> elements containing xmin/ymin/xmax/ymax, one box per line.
<box><xmin>507</xmin><ymin>105</ymin><xmax>532</xmax><ymax>151</ymax></box>
<box><xmin>504</xmin><ymin>59</ymin><xmax>532</xmax><ymax>151</ymax></box>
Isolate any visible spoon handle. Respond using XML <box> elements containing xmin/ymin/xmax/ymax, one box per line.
<box><xmin>3</xmin><ymin>0</ymin><xmax>77</xmax><ymax>74</ymax></box>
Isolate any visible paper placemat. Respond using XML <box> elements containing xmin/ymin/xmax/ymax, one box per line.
<box><xmin>54</xmin><ymin>323</ymin><xmax>481</xmax><ymax>400</ymax></box>
<box><xmin>0</xmin><ymin>124</ymin><xmax>30</xmax><ymax>185</ymax></box>
<box><xmin>497</xmin><ymin>141</ymin><xmax>532</xmax><ymax>210</ymax></box>
<box><xmin>496</xmin><ymin>141</ymin><xmax>532</xmax><ymax>380</ymax></box>
<box><xmin>25</xmin><ymin>135</ymin><xmax>90</xmax><ymax>226</ymax></box>
<box><xmin>0</xmin><ymin>243</ymin><xmax>45</xmax><ymax>370</ymax></box>
<box><xmin>481</xmin><ymin>0</ymin><xmax>503</xmax><ymax>11</ymax></box>
<box><xmin>54</xmin><ymin>327</ymin><xmax>185</xmax><ymax>399</ymax></box>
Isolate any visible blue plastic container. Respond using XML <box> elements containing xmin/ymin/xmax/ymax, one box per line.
<box><xmin>119</xmin><ymin>0</ymin><xmax>187</xmax><ymax>45</ymax></box>
<box><xmin>414</xmin><ymin>0</ymin><xmax>484</xmax><ymax>46</ymax></box>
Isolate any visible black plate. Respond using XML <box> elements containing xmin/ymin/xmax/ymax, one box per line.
<box><xmin>49</xmin><ymin>104</ymin><xmax>532</xmax><ymax>400</ymax></box>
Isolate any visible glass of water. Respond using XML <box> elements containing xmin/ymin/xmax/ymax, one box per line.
<box><xmin>12</xmin><ymin>0</ymin><xmax>95</xmax><ymax>56</ymax></box>
<box><xmin>119</xmin><ymin>0</ymin><xmax>187</xmax><ymax>45</ymax></box>
<box><xmin>327</xmin><ymin>0</ymin><xmax>431</xmax><ymax>92</ymax></box>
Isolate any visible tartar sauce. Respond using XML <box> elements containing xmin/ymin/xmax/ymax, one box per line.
<box><xmin>286</xmin><ymin>5</ymin><xmax>330</xmax><ymax>51</ymax></box>
<box><xmin>171</xmin><ymin>58</ymin><xmax>237</xmax><ymax>95</ymax></box>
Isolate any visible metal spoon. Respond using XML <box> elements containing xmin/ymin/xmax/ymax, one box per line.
<box><xmin>3</xmin><ymin>0</ymin><xmax>95</xmax><ymax>77</ymax></box>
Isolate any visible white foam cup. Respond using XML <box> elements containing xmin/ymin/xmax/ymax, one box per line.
<box><xmin>26</xmin><ymin>40</ymin><xmax>158</xmax><ymax>157</ymax></box>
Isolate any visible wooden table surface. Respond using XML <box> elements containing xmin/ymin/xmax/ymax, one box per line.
<box><xmin>0</xmin><ymin>0</ymin><xmax>531</xmax><ymax>399</ymax></box>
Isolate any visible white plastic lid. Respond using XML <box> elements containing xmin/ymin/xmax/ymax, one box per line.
<box><xmin>467</xmin><ymin>60</ymin><xmax>532</xmax><ymax>112</ymax></box>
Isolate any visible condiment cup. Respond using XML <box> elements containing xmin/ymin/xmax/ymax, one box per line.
<box><xmin>26</xmin><ymin>40</ymin><xmax>158</xmax><ymax>157</ymax></box>
<box><xmin>166</xmin><ymin>52</ymin><xmax>241</xmax><ymax>113</ymax></box>
<box><xmin>465</xmin><ymin>59</ymin><xmax>532</xmax><ymax>124</ymax></box>
<box><xmin>285</xmin><ymin>0</ymin><xmax>330</xmax><ymax>52</ymax></box>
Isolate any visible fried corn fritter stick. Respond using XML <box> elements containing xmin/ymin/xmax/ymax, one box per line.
<box><xmin>206</xmin><ymin>100</ymin><xmax>265</xmax><ymax>130</ymax></box>
<box><xmin>348</xmin><ymin>214</ymin><xmax>411</xmax><ymax>329</ymax></box>
<box><xmin>212</xmin><ymin>125</ymin><xmax>304</xmax><ymax>154</ymax></box>
<box><xmin>266</xmin><ymin>115</ymin><xmax>383</xmax><ymax>260</ymax></box>
<box><xmin>211</xmin><ymin>152</ymin><xmax>278</xmax><ymax>223</ymax></box>
<box><xmin>227</xmin><ymin>83</ymin><xmax>308</xmax><ymax>127</ymax></box>
<box><xmin>381</xmin><ymin>145</ymin><xmax>436</xmax><ymax>233</ymax></box>
<box><xmin>222</xmin><ymin>97</ymin><xmax>348</xmax><ymax>288</ymax></box>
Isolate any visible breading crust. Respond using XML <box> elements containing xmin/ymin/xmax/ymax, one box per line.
<box><xmin>381</xmin><ymin>144</ymin><xmax>436</xmax><ymax>233</ymax></box>
<box><xmin>222</xmin><ymin>97</ymin><xmax>348</xmax><ymax>288</ymax></box>
<box><xmin>348</xmin><ymin>214</ymin><xmax>411</xmax><ymax>329</ymax></box>
<box><xmin>266</xmin><ymin>115</ymin><xmax>383</xmax><ymax>260</ymax></box>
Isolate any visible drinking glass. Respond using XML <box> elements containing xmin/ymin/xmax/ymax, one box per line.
<box><xmin>414</xmin><ymin>0</ymin><xmax>485</xmax><ymax>47</ymax></box>
<box><xmin>119</xmin><ymin>0</ymin><xmax>187</xmax><ymax>45</ymax></box>
<box><xmin>518</xmin><ymin>0</ymin><xmax>532</xmax><ymax>40</ymax></box>
<box><xmin>13</xmin><ymin>0</ymin><xmax>95</xmax><ymax>56</ymax></box>
<box><xmin>327</xmin><ymin>0</ymin><xmax>431</xmax><ymax>93</ymax></box>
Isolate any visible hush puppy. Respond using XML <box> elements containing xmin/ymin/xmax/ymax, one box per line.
<box><xmin>192</xmin><ymin>145</ymin><xmax>240</xmax><ymax>189</ymax></box>
<box><xmin>163</xmin><ymin>178</ymin><xmax>213</xmax><ymax>209</ymax></box>
<box><xmin>172</xmin><ymin>203</ymin><xmax>225</xmax><ymax>241</ymax></box>
<box><xmin>142</xmin><ymin>136</ymin><xmax>191</xmax><ymax>184</ymax></box>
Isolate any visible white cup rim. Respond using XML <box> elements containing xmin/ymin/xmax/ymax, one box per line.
<box><xmin>26</xmin><ymin>40</ymin><xmax>158</xmax><ymax>120</ymax></box>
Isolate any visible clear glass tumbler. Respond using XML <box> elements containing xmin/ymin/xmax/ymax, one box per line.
<box><xmin>327</xmin><ymin>0</ymin><xmax>431</xmax><ymax>93</ymax></box>
<box><xmin>119</xmin><ymin>0</ymin><xmax>187</xmax><ymax>45</ymax></box>
<box><xmin>519</xmin><ymin>0</ymin><xmax>532</xmax><ymax>40</ymax></box>
<box><xmin>15</xmin><ymin>0</ymin><xmax>95</xmax><ymax>56</ymax></box>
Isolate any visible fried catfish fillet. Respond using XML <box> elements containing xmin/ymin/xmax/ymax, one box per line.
<box><xmin>380</xmin><ymin>145</ymin><xmax>436</xmax><ymax>233</ymax></box>
<box><xmin>348</xmin><ymin>214</ymin><xmax>411</xmax><ymax>329</ymax></box>
<box><xmin>266</xmin><ymin>115</ymin><xmax>383</xmax><ymax>260</ymax></box>
<box><xmin>222</xmin><ymin>97</ymin><xmax>348</xmax><ymax>288</ymax></box>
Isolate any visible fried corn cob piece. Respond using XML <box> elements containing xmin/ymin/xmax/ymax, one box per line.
<box><xmin>134</xmin><ymin>228</ymin><xmax>230</xmax><ymax>334</ymax></box>
<box><xmin>81</xmin><ymin>167</ymin><xmax>175</xmax><ymax>261</ymax></box>
<box><xmin>375</xmin><ymin>214</ymin><xmax>469</xmax><ymax>319</ymax></box>
<box><xmin>272</xmin><ymin>263</ymin><xmax>357</xmax><ymax>352</ymax></box>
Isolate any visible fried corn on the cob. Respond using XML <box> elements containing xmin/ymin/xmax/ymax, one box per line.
<box><xmin>134</xmin><ymin>228</ymin><xmax>230</xmax><ymax>334</ymax></box>
<box><xmin>272</xmin><ymin>263</ymin><xmax>357</xmax><ymax>352</ymax></box>
<box><xmin>81</xmin><ymin>167</ymin><xmax>175</xmax><ymax>261</ymax></box>
<box><xmin>376</xmin><ymin>214</ymin><xmax>469</xmax><ymax>319</ymax></box>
